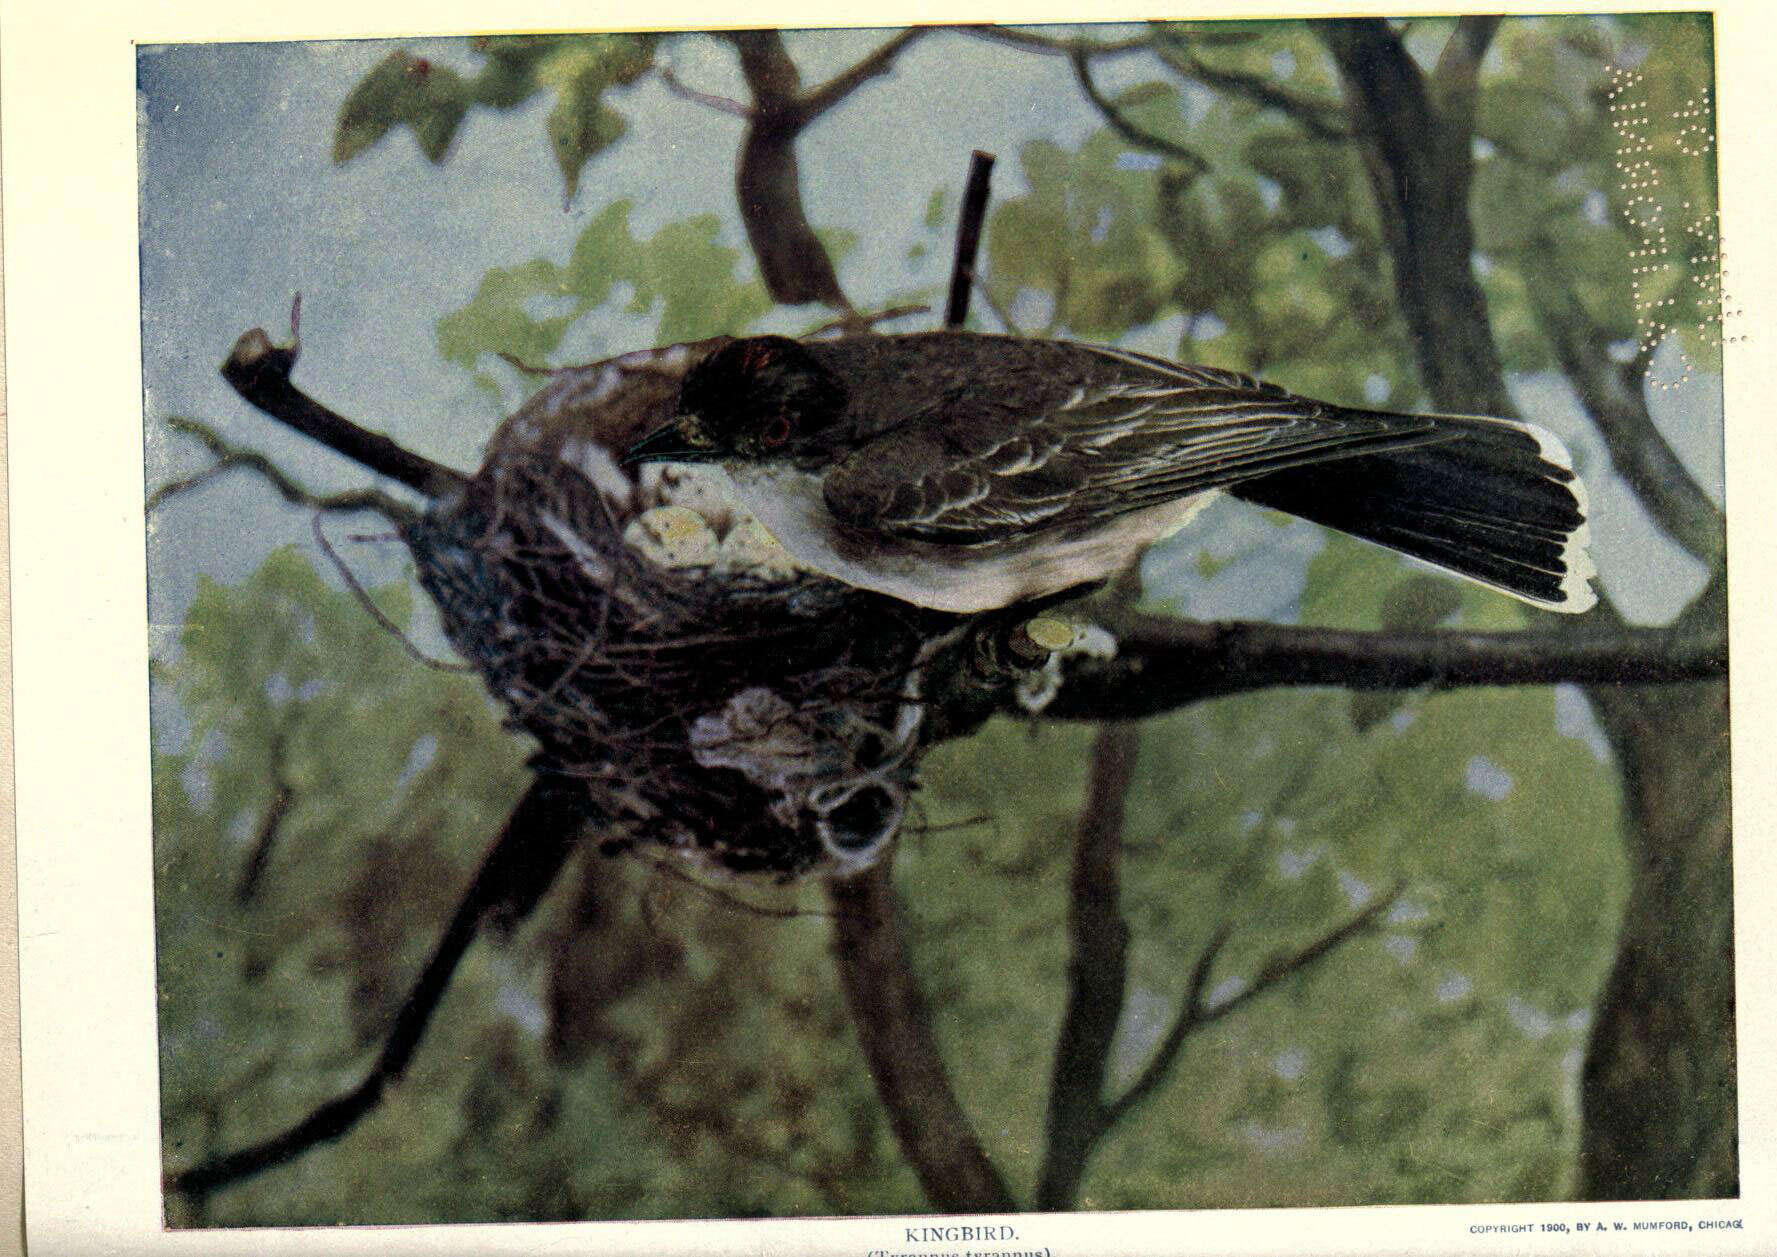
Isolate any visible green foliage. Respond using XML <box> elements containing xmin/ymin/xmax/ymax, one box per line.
<box><xmin>157</xmin><ymin>536</ymin><xmax>1625</xmax><ymax>1222</ymax></box>
<box><xmin>335</xmin><ymin>52</ymin><xmax>473</xmax><ymax>164</ymax></box>
<box><xmin>987</xmin><ymin>50</ymin><xmax>1413</xmax><ymax>403</ymax></box>
<box><xmin>333</xmin><ymin>35</ymin><xmax>659</xmax><ymax>201</ymax></box>
<box><xmin>434</xmin><ymin>199</ymin><xmax>772</xmax><ymax>390</ymax></box>
<box><xmin>908</xmin><ymin>534</ymin><xmax>1624</xmax><ymax>1210</ymax></box>
<box><xmin>1471</xmin><ymin>16</ymin><xmax>1721</xmax><ymax>376</ymax></box>
<box><xmin>156</xmin><ymin>550</ymin><xmax>921</xmax><ymax>1224</ymax></box>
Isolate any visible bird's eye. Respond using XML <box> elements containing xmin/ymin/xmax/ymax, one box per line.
<box><xmin>762</xmin><ymin>416</ymin><xmax>793</xmax><ymax>448</ymax></box>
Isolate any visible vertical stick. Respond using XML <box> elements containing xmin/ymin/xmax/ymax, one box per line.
<box><xmin>944</xmin><ymin>150</ymin><xmax>997</xmax><ymax>329</ymax></box>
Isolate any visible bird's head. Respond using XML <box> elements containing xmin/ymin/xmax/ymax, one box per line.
<box><xmin>623</xmin><ymin>336</ymin><xmax>848</xmax><ymax>468</ymax></box>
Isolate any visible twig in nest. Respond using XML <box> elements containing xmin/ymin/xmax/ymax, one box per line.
<box><xmin>310</xmin><ymin>515</ymin><xmax>477</xmax><ymax>674</ymax></box>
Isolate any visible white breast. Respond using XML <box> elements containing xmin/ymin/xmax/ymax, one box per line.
<box><xmin>719</xmin><ymin>464</ymin><xmax>1212</xmax><ymax>613</ymax></box>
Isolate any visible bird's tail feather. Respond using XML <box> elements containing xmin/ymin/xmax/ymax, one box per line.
<box><xmin>1228</xmin><ymin>412</ymin><xmax>1597</xmax><ymax>613</ymax></box>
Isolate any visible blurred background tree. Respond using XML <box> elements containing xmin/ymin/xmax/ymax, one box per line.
<box><xmin>145</xmin><ymin>15</ymin><xmax>1728</xmax><ymax>1225</ymax></box>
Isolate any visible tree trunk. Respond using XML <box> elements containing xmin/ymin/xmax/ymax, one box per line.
<box><xmin>1322</xmin><ymin>18</ymin><xmax>1737</xmax><ymax>1199</ymax></box>
<box><xmin>1578</xmin><ymin>680</ymin><xmax>1737</xmax><ymax>1199</ymax></box>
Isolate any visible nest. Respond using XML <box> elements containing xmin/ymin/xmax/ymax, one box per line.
<box><xmin>403</xmin><ymin>340</ymin><xmax>969</xmax><ymax>879</ymax></box>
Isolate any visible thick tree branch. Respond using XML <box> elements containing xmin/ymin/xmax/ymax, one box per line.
<box><xmin>1522</xmin><ymin>236</ymin><xmax>1724</xmax><ymax>564</ymax></box>
<box><xmin>1320</xmin><ymin>19</ymin><xmax>1513</xmax><ymax>416</ymax></box>
<box><xmin>1032</xmin><ymin>610</ymin><xmax>1727</xmax><ymax>723</ymax></box>
<box><xmin>727</xmin><ymin>30</ymin><xmax>849</xmax><ymax>308</ymax></box>
<box><xmin>827</xmin><ymin>863</ymin><xmax>1017</xmax><ymax>1212</ymax></box>
<box><xmin>1315</xmin><ymin>12</ymin><xmax>1736</xmax><ymax>1203</ymax></box>
<box><xmin>725</xmin><ymin>28</ymin><xmax>923</xmax><ymax>311</ymax></box>
<box><xmin>1035</xmin><ymin>722</ymin><xmax>1140</xmax><ymax>1211</ymax></box>
<box><xmin>221</xmin><ymin>325</ymin><xmax>469</xmax><ymax>500</ymax></box>
<box><xmin>167</xmin><ymin>775</ymin><xmax>592</xmax><ymax>1198</ymax></box>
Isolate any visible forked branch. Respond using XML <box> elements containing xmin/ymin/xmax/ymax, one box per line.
<box><xmin>167</xmin><ymin>775</ymin><xmax>594</xmax><ymax>1198</ymax></box>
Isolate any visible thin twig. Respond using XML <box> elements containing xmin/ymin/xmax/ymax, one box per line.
<box><xmin>796</xmin><ymin>27</ymin><xmax>929</xmax><ymax>124</ymax></box>
<box><xmin>1151</xmin><ymin>42</ymin><xmax>1349</xmax><ymax>141</ymax></box>
<box><xmin>235</xmin><ymin>729</ymin><xmax>295</xmax><ymax>904</ymax></box>
<box><xmin>150</xmin><ymin>417</ymin><xmax>417</xmax><ymax>525</ymax></box>
<box><xmin>1071</xmin><ymin>47</ymin><xmax>1210</xmax><ymax>174</ymax></box>
<box><xmin>805</xmin><ymin>303</ymin><xmax>930</xmax><ymax>339</ymax></box>
<box><xmin>961</xmin><ymin>24</ymin><xmax>1154</xmax><ymax>58</ymax></box>
<box><xmin>1101</xmin><ymin>881</ymin><xmax>1404</xmax><ymax>1128</ymax></box>
<box><xmin>310</xmin><ymin>515</ymin><xmax>478</xmax><ymax>674</ymax></box>
<box><xmin>639</xmin><ymin>853</ymin><xmax>838</xmax><ymax>921</ymax></box>
<box><xmin>967</xmin><ymin>271</ymin><xmax>1025</xmax><ymax>336</ymax></box>
<box><xmin>494</xmin><ymin>350</ymin><xmax>558</xmax><ymax>376</ymax></box>
<box><xmin>657</xmin><ymin>63</ymin><xmax>751</xmax><ymax>116</ymax></box>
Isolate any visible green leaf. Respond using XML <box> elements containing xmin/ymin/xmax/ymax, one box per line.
<box><xmin>334</xmin><ymin>51</ymin><xmax>472</xmax><ymax>165</ymax></box>
<box><xmin>435</xmin><ymin>199</ymin><xmax>769</xmax><ymax>381</ymax></box>
<box><xmin>534</xmin><ymin>35</ymin><xmax>659</xmax><ymax>204</ymax></box>
<box><xmin>923</xmin><ymin>186</ymin><xmax>949</xmax><ymax>229</ymax></box>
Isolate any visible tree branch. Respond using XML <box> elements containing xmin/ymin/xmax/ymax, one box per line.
<box><xmin>656</xmin><ymin>63</ymin><xmax>750</xmax><ymax>117</ymax></box>
<box><xmin>945</xmin><ymin>151</ymin><xmax>996</xmax><ymax>329</ymax></box>
<box><xmin>1102</xmin><ymin>882</ymin><xmax>1403</xmax><ymax>1128</ymax></box>
<box><xmin>220</xmin><ymin>324</ymin><xmax>470</xmax><ymax>500</ymax></box>
<box><xmin>234</xmin><ymin>729</ymin><xmax>295</xmax><ymax>905</ymax></box>
<box><xmin>150</xmin><ymin>416</ymin><xmax>418</xmax><ymax>525</ymax></box>
<box><xmin>1150</xmin><ymin>41</ymin><xmax>1349</xmax><ymax>142</ymax></box>
<box><xmin>960</xmin><ymin>24</ymin><xmax>1155</xmax><ymax>58</ymax></box>
<box><xmin>727</xmin><ymin>30</ymin><xmax>850</xmax><ymax>308</ymax></box>
<box><xmin>1320</xmin><ymin>19</ymin><xmax>1513</xmax><ymax>416</ymax></box>
<box><xmin>1031</xmin><ymin>609</ymin><xmax>1727</xmax><ymax>723</ymax></box>
<box><xmin>1071</xmin><ymin>48</ymin><xmax>1210</xmax><ymax>174</ymax></box>
<box><xmin>1521</xmin><ymin>236</ymin><xmax>1724</xmax><ymax>564</ymax></box>
<box><xmin>166</xmin><ymin>775</ymin><xmax>592</xmax><ymax>1198</ymax></box>
<box><xmin>795</xmin><ymin>27</ymin><xmax>929</xmax><ymax>124</ymax></box>
<box><xmin>1431</xmin><ymin>15</ymin><xmax>1503</xmax><ymax>135</ymax></box>
<box><xmin>1035</xmin><ymin>722</ymin><xmax>1140</xmax><ymax>1211</ymax></box>
<box><xmin>827</xmin><ymin>862</ymin><xmax>1016</xmax><ymax>1212</ymax></box>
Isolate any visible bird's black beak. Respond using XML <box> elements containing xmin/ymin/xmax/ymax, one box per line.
<box><xmin>621</xmin><ymin>415</ymin><xmax>720</xmax><ymax>466</ymax></box>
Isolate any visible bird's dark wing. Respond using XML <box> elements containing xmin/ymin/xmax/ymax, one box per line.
<box><xmin>822</xmin><ymin>371</ymin><xmax>1448</xmax><ymax>545</ymax></box>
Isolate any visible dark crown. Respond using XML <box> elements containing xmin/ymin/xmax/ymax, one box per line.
<box><xmin>679</xmin><ymin>336</ymin><xmax>848</xmax><ymax>459</ymax></box>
